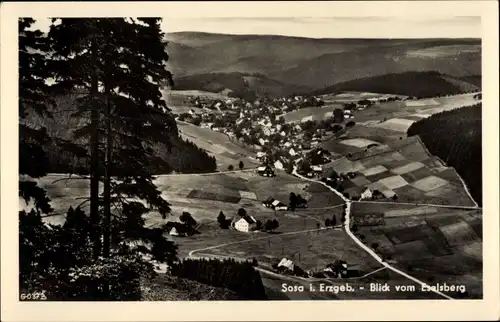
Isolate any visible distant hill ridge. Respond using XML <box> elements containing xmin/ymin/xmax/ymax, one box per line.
<box><xmin>311</xmin><ymin>71</ymin><xmax>481</xmax><ymax>98</ymax></box>
<box><xmin>164</xmin><ymin>32</ymin><xmax>481</xmax><ymax>97</ymax></box>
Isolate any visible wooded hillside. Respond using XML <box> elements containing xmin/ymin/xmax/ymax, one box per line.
<box><xmin>407</xmin><ymin>104</ymin><xmax>482</xmax><ymax>205</ymax></box>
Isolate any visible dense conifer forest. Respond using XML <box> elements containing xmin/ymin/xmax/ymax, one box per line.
<box><xmin>26</xmin><ymin>94</ymin><xmax>217</xmax><ymax>174</ymax></box>
<box><xmin>407</xmin><ymin>104</ymin><xmax>482</xmax><ymax>205</ymax></box>
<box><xmin>171</xmin><ymin>258</ymin><xmax>268</xmax><ymax>300</ymax></box>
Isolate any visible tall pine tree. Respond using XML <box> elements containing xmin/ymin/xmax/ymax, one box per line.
<box><xmin>48</xmin><ymin>18</ymin><xmax>177</xmax><ymax>263</ymax></box>
<box><xmin>18</xmin><ymin>18</ymin><xmax>54</xmax><ymax>215</ymax></box>
<box><xmin>18</xmin><ymin>18</ymin><xmax>180</xmax><ymax>300</ymax></box>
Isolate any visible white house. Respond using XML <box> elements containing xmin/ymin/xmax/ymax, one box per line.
<box><xmin>289</xmin><ymin>148</ymin><xmax>297</xmax><ymax>156</ymax></box>
<box><xmin>263</xmin><ymin>128</ymin><xmax>272</xmax><ymax>136</ymax></box>
<box><xmin>169</xmin><ymin>227</ymin><xmax>179</xmax><ymax>236</ymax></box>
<box><xmin>312</xmin><ymin>165</ymin><xmax>323</xmax><ymax>173</ymax></box>
<box><xmin>256</xmin><ymin>151</ymin><xmax>267</xmax><ymax>159</ymax></box>
<box><xmin>278</xmin><ymin>258</ymin><xmax>294</xmax><ymax>271</ymax></box>
<box><xmin>360</xmin><ymin>188</ymin><xmax>373</xmax><ymax>200</ymax></box>
<box><xmin>234</xmin><ymin>216</ymin><xmax>257</xmax><ymax>233</ymax></box>
<box><xmin>280</xmin><ymin>131</ymin><xmax>286</xmax><ymax>137</ymax></box>
<box><xmin>274</xmin><ymin>160</ymin><xmax>284</xmax><ymax>170</ymax></box>
<box><xmin>284</xmin><ymin>141</ymin><xmax>292</xmax><ymax>148</ymax></box>
<box><xmin>188</xmin><ymin>109</ymin><xmax>196</xmax><ymax>115</ymax></box>
<box><xmin>258</xmin><ymin>138</ymin><xmax>266</xmax><ymax>146</ymax></box>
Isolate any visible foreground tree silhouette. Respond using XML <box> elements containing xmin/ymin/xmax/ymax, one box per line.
<box><xmin>19</xmin><ymin>18</ymin><xmax>54</xmax><ymax>215</ymax></box>
<box><xmin>19</xmin><ymin>18</ymin><xmax>179</xmax><ymax>300</ymax></box>
<box><xmin>48</xmin><ymin>17</ymin><xmax>176</xmax><ymax>259</ymax></box>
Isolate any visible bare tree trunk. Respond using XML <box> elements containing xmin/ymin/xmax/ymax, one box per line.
<box><xmin>102</xmin><ymin>79</ymin><xmax>112</xmax><ymax>258</ymax></box>
<box><xmin>90</xmin><ymin>36</ymin><xmax>101</xmax><ymax>259</ymax></box>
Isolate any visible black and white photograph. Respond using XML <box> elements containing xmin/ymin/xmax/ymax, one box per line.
<box><xmin>1</xmin><ymin>1</ymin><xmax>499</xmax><ymax>321</ymax></box>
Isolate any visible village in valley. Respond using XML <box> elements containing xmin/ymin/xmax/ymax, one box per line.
<box><xmin>152</xmin><ymin>87</ymin><xmax>483</xmax><ymax>292</ymax></box>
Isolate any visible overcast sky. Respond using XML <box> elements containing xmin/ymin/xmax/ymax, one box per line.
<box><xmin>30</xmin><ymin>16</ymin><xmax>481</xmax><ymax>39</ymax></box>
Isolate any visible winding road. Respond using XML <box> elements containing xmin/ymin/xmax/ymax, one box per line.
<box><xmin>291</xmin><ymin>168</ymin><xmax>455</xmax><ymax>300</ymax></box>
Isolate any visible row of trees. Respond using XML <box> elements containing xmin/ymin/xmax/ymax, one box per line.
<box><xmin>19</xmin><ymin>18</ymin><xmax>181</xmax><ymax>299</ymax></box>
<box><xmin>170</xmin><ymin>258</ymin><xmax>268</xmax><ymax>300</ymax></box>
<box><xmin>227</xmin><ymin>161</ymin><xmax>245</xmax><ymax>171</ymax></box>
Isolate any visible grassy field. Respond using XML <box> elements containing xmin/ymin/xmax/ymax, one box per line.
<box><xmin>320</xmin><ymin>91</ymin><xmax>409</xmax><ymax>103</ymax></box>
<box><xmin>28</xmin><ymin>170</ymin><xmax>344</xmax><ymax>227</ymax></box>
<box><xmin>170</xmin><ymin>207</ymin><xmax>344</xmax><ymax>257</ymax></box>
<box><xmin>279</xmin><ymin>105</ymin><xmax>342</xmax><ymax>124</ymax></box>
<box><xmin>177</xmin><ymin>121</ymin><xmax>259</xmax><ymax>170</ymax></box>
<box><xmin>320</xmin><ymin>136</ymin><xmax>477</xmax><ymax>206</ymax></box>
<box><xmin>353</xmin><ymin>93</ymin><xmax>482</xmax><ymax>133</ymax></box>
<box><xmin>161</xmin><ymin>89</ymin><xmax>231</xmax><ymax>115</ymax></box>
<box><xmin>350</xmin><ymin>202</ymin><xmax>482</xmax><ymax>298</ymax></box>
<box><xmin>204</xmin><ymin>222</ymin><xmax>381</xmax><ymax>273</ymax></box>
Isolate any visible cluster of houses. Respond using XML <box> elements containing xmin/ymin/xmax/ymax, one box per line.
<box><xmin>272</xmin><ymin>257</ymin><xmax>359</xmax><ymax>279</ymax></box>
<box><xmin>176</xmin><ymin>92</ymin><xmax>349</xmax><ymax>169</ymax></box>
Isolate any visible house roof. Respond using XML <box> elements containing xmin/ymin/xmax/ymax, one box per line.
<box><xmin>238</xmin><ymin>216</ymin><xmax>257</xmax><ymax>225</ymax></box>
<box><xmin>264</xmin><ymin>196</ymin><xmax>275</xmax><ymax>203</ymax></box>
<box><xmin>278</xmin><ymin>258</ymin><xmax>294</xmax><ymax>270</ymax></box>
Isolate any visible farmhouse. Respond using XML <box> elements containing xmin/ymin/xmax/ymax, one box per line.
<box><xmin>360</xmin><ymin>188</ymin><xmax>373</xmax><ymax>200</ymax></box>
<box><xmin>274</xmin><ymin>160</ymin><xmax>284</xmax><ymax>170</ymax></box>
<box><xmin>234</xmin><ymin>216</ymin><xmax>258</xmax><ymax>233</ymax></box>
<box><xmin>169</xmin><ymin>227</ymin><xmax>180</xmax><ymax>236</ymax></box>
<box><xmin>262</xmin><ymin>197</ymin><xmax>288</xmax><ymax>211</ymax></box>
<box><xmin>312</xmin><ymin>165</ymin><xmax>323</xmax><ymax>173</ymax></box>
<box><xmin>257</xmin><ymin>165</ymin><xmax>275</xmax><ymax>177</ymax></box>
<box><xmin>324</xmin><ymin>260</ymin><xmax>348</xmax><ymax>278</ymax></box>
<box><xmin>278</xmin><ymin>258</ymin><xmax>295</xmax><ymax>272</ymax></box>
<box><xmin>272</xmin><ymin>200</ymin><xmax>288</xmax><ymax>211</ymax></box>
<box><xmin>164</xmin><ymin>222</ymin><xmax>189</xmax><ymax>237</ymax></box>
<box><xmin>256</xmin><ymin>151</ymin><xmax>267</xmax><ymax>160</ymax></box>
<box><xmin>262</xmin><ymin>197</ymin><xmax>275</xmax><ymax>208</ymax></box>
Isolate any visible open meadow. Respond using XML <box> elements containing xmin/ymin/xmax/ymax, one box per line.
<box><xmin>22</xmin><ymin>171</ymin><xmax>344</xmax><ymax>227</ymax></box>
<box><xmin>177</xmin><ymin>121</ymin><xmax>259</xmax><ymax>170</ymax></box>
<box><xmin>279</xmin><ymin>105</ymin><xmax>342</xmax><ymax>123</ymax></box>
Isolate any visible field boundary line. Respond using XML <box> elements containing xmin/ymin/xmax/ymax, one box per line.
<box><xmin>45</xmin><ymin>168</ymin><xmax>260</xmax><ymax>179</ymax></box>
<box><xmin>292</xmin><ymin>168</ymin><xmax>455</xmax><ymax>300</ymax></box>
<box><xmin>353</xmin><ymin>200</ymin><xmax>481</xmax><ymax>210</ymax></box>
